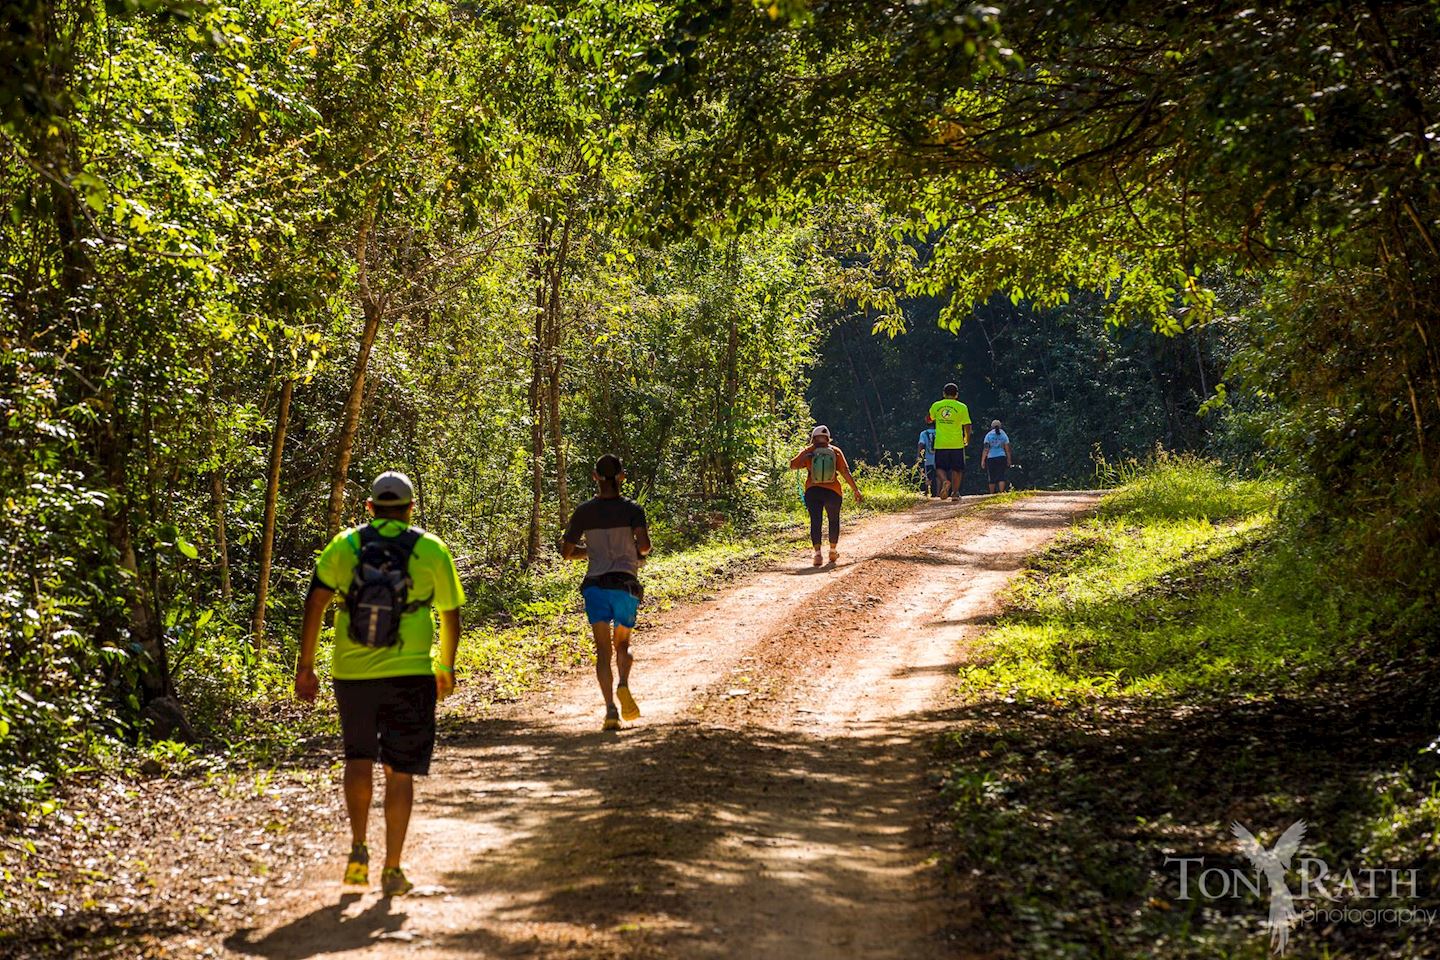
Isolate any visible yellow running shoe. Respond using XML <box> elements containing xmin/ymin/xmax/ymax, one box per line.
<box><xmin>381</xmin><ymin>866</ymin><xmax>413</xmax><ymax>897</ymax></box>
<box><xmin>616</xmin><ymin>685</ymin><xmax>641</xmax><ymax>722</ymax></box>
<box><xmin>603</xmin><ymin>705</ymin><xmax>621</xmax><ymax>731</ymax></box>
<box><xmin>343</xmin><ymin>842</ymin><xmax>369</xmax><ymax>886</ymax></box>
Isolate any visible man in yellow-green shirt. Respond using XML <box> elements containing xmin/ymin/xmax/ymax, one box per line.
<box><xmin>927</xmin><ymin>382</ymin><xmax>972</xmax><ymax>500</ymax></box>
<box><xmin>294</xmin><ymin>470</ymin><xmax>464</xmax><ymax>897</ymax></box>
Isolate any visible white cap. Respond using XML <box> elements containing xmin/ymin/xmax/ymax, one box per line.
<box><xmin>811</xmin><ymin>424</ymin><xmax>831</xmax><ymax>439</ymax></box>
<box><xmin>370</xmin><ymin>470</ymin><xmax>414</xmax><ymax>506</ymax></box>
<box><xmin>991</xmin><ymin>419</ymin><xmax>1002</xmax><ymax>428</ymax></box>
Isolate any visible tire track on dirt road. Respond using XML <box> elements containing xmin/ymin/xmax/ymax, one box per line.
<box><xmin>224</xmin><ymin>491</ymin><xmax>1099</xmax><ymax>960</ymax></box>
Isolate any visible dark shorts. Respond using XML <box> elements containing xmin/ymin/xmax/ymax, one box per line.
<box><xmin>987</xmin><ymin>456</ymin><xmax>1009</xmax><ymax>484</ymax></box>
<box><xmin>935</xmin><ymin>448</ymin><xmax>966</xmax><ymax>472</ymax></box>
<box><xmin>333</xmin><ymin>675</ymin><xmax>438</xmax><ymax>775</ymax></box>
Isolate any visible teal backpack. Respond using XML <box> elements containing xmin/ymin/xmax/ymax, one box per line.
<box><xmin>810</xmin><ymin>446</ymin><xmax>838</xmax><ymax>484</ymax></box>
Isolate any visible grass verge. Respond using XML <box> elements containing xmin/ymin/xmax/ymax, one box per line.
<box><xmin>939</xmin><ymin>455</ymin><xmax>1440</xmax><ymax>959</ymax></box>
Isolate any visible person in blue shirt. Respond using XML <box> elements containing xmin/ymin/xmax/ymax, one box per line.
<box><xmin>916</xmin><ymin>423</ymin><xmax>938</xmax><ymax>497</ymax></box>
<box><xmin>982</xmin><ymin>419</ymin><xmax>1013</xmax><ymax>493</ymax></box>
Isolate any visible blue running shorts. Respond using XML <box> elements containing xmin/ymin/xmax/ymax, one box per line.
<box><xmin>581</xmin><ymin>586</ymin><xmax>639</xmax><ymax>628</ymax></box>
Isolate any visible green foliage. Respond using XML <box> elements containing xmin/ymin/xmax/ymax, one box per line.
<box><xmin>0</xmin><ymin>0</ymin><xmax>960</xmax><ymax>804</ymax></box>
<box><xmin>0</xmin><ymin>0</ymin><xmax>863</xmax><ymax>795</ymax></box>
<box><xmin>635</xmin><ymin>0</ymin><xmax>1440</xmax><ymax>606</ymax></box>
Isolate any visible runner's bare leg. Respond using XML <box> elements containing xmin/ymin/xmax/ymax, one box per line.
<box><xmin>592</xmin><ymin>621</ymin><xmax>616</xmax><ymax>708</ymax></box>
<box><xmin>614</xmin><ymin>625</ymin><xmax>633</xmax><ymax>688</ymax></box>
<box><xmin>382</xmin><ymin>765</ymin><xmax>413</xmax><ymax>869</ymax></box>
<box><xmin>343</xmin><ymin>759</ymin><xmax>372</xmax><ymax>847</ymax></box>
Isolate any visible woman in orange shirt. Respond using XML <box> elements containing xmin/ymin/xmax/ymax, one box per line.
<box><xmin>789</xmin><ymin>425</ymin><xmax>864</xmax><ymax>567</ymax></box>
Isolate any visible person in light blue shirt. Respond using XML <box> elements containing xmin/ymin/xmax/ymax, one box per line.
<box><xmin>917</xmin><ymin>424</ymin><xmax>938</xmax><ymax>497</ymax></box>
<box><xmin>982</xmin><ymin>419</ymin><xmax>1013</xmax><ymax>493</ymax></box>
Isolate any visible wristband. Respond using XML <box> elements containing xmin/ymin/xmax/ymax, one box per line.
<box><xmin>435</xmin><ymin>663</ymin><xmax>455</xmax><ymax>673</ymax></box>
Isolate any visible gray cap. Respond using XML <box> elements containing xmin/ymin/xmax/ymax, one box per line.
<box><xmin>370</xmin><ymin>470</ymin><xmax>414</xmax><ymax>506</ymax></box>
<box><xmin>991</xmin><ymin>419</ymin><xmax>1002</xmax><ymax>428</ymax></box>
<box><xmin>811</xmin><ymin>424</ymin><xmax>831</xmax><ymax>439</ymax></box>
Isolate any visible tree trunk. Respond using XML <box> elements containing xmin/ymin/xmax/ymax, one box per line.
<box><xmin>526</xmin><ymin>304</ymin><xmax>546</xmax><ymax>565</ymax></box>
<box><xmin>721</xmin><ymin>312</ymin><xmax>740</xmax><ymax>488</ymax></box>
<box><xmin>97</xmin><ymin>411</ymin><xmax>190</xmax><ymax>738</ymax></box>
<box><xmin>252</xmin><ymin>377</ymin><xmax>293</xmax><ymax>653</ymax></box>
<box><xmin>1192</xmin><ymin>324</ymin><xmax>1208</xmax><ymax>398</ymax></box>
<box><xmin>524</xmin><ymin>221</ymin><xmax>553</xmax><ymax>567</ymax></box>
<box><xmin>719</xmin><ymin>240</ymin><xmax>742</xmax><ymax>488</ymax></box>
<box><xmin>211</xmin><ymin>468</ymin><xmax>231</xmax><ymax>601</ymax></box>
<box><xmin>546</xmin><ymin>216</ymin><xmax>573</xmax><ymax>525</ymax></box>
<box><xmin>99</xmin><ymin>422</ymin><xmax>167</xmax><ymax>698</ymax></box>
<box><xmin>547</xmin><ymin>351</ymin><xmax>568</xmax><ymax>520</ymax></box>
<box><xmin>326</xmin><ymin>213</ymin><xmax>383</xmax><ymax>539</ymax></box>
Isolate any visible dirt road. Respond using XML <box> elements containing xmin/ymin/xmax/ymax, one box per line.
<box><xmin>224</xmin><ymin>491</ymin><xmax>1098</xmax><ymax>960</ymax></box>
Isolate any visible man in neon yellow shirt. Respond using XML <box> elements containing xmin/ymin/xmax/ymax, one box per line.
<box><xmin>294</xmin><ymin>471</ymin><xmax>464</xmax><ymax>897</ymax></box>
<box><xmin>927</xmin><ymin>382</ymin><xmax>972</xmax><ymax>500</ymax></box>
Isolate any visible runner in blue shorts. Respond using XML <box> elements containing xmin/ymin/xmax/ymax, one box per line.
<box><xmin>561</xmin><ymin>454</ymin><xmax>652</xmax><ymax>730</ymax></box>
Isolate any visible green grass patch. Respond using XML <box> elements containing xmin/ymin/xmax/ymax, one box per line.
<box><xmin>960</xmin><ymin>456</ymin><xmax>1309</xmax><ymax>700</ymax></box>
<box><xmin>939</xmin><ymin>455</ymin><xmax>1440</xmax><ymax>959</ymax></box>
<box><xmin>1094</xmin><ymin>449</ymin><xmax>1276</xmax><ymax>523</ymax></box>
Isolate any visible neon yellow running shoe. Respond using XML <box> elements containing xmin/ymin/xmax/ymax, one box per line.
<box><xmin>343</xmin><ymin>842</ymin><xmax>369</xmax><ymax>886</ymax></box>
<box><xmin>616</xmin><ymin>685</ymin><xmax>641</xmax><ymax>722</ymax></box>
<box><xmin>381</xmin><ymin>866</ymin><xmax>413</xmax><ymax>897</ymax></box>
<box><xmin>603</xmin><ymin>705</ymin><xmax>621</xmax><ymax>731</ymax></box>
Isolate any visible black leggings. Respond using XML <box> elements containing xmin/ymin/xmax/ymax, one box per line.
<box><xmin>804</xmin><ymin>486</ymin><xmax>842</xmax><ymax>547</ymax></box>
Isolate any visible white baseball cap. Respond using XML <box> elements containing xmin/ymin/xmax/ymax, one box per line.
<box><xmin>370</xmin><ymin>470</ymin><xmax>414</xmax><ymax>506</ymax></box>
<box><xmin>811</xmin><ymin>424</ymin><xmax>831</xmax><ymax>439</ymax></box>
<box><xmin>991</xmin><ymin>419</ymin><xmax>1002</xmax><ymax>428</ymax></box>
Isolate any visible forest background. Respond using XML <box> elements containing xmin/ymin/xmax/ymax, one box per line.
<box><xmin>1</xmin><ymin>0</ymin><xmax>1436</xmax><ymax>807</ymax></box>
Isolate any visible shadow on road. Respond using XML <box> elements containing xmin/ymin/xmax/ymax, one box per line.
<box><xmin>369</xmin><ymin>712</ymin><xmax>962</xmax><ymax>959</ymax></box>
<box><xmin>224</xmin><ymin>894</ymin><xmax>406</xmax><ymax>959</ymax></box>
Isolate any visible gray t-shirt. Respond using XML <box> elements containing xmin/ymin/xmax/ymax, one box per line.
<box><xmin>563</xmin><ymin>496</ymin><xmax>648</xmax><ymax>588</ymax></box>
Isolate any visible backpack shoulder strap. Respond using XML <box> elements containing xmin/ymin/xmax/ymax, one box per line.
<box><xmin>395</xmin><ymin>528</ymin><xmax>431</xmax><ymax>612</ymax></box>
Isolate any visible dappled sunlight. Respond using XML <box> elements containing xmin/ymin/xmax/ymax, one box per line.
<box><xmin>935</xmin><ymin>669</ymin><xmax>1440</xmax><ymax>958</ymax></box>
<box><xmin>408</xmin><ymin>716</ymin><xmax>949</xmax><ymax>958</ymax></box>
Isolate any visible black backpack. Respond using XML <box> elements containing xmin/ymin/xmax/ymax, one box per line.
<box><xmin>345</xmin><ymin>526</ymin><xmax>430</xmax><ymax>648</ymax></box>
